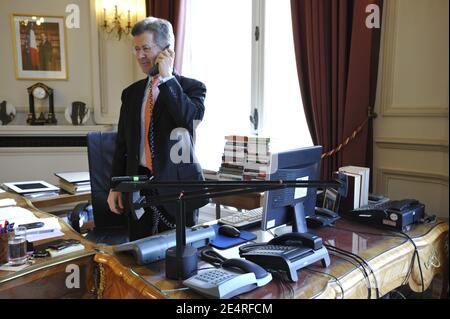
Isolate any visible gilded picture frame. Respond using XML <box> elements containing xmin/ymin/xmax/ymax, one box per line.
<box><xmin>12</xmin><ymin>14</ymin><xmax>68</xmax><ymax>80</ymax></box>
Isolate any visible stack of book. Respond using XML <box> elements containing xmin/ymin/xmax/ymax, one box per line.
<box><xmin>219</xmin><ymin>135</ymin><xmax>247</xmax><ymax>181</ymax></box>
<box><xmin>338</xmin><ymin>166</ymin><xmax>370</xmax><ymax>213</ymax></box>
<box><xmin>54</xmin><ymin>171</ymin><xmax>90</xmax><ymax>194</ymax></box>
<box><xmin>218</xmin><ymin>135</ymin><xmax>270</xmax><ymax>181</ymax></box>
<box><xmin>203</xmin><ymin>169</ymin><xmax>219</xmax><ymax>181</ymax></box>
<box><xmin>243</xmin><ymin>136</ymin><xmax>270</xmax><ymax>181</ymax></box>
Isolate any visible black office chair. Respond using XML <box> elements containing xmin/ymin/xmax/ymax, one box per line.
<box><xmin>68</xmin><ymin>131</ymin><xmax>128</xmax><ymax>245</ymax></box>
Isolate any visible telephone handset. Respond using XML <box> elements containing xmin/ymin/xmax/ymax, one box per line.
<box><xmin>388</xmin><ymin>199</ymin><xmax>419</xmax><ymax>211</ymax></box>
<box><xmin>239</xmin><ymin>232</ymin><xmax>331</xmax><ymax>282</ymax></box>
<box><xmin>182</xmin><ymin>258</ymin><xmax>272</xmax><ymax>299</ymax></box>
<box><xmin>268</xmin><ymin>232</ymin><xmax>323</xmax><ymax>250</ymax></box>
<box><xmin>148</xmin><ymin>45</ymin><xmax>171</xmax><ymax>76</ymax></box>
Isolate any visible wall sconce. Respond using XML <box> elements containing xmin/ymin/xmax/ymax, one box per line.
<box><xmin>101</xmin><ymin>4</ymin><xmax>132</xmax><ymax>40</ymax></box>
<box><xmin>21</xmin><ymin>16</ymin><xmax>45</xmax><ymax>26</ymax></box>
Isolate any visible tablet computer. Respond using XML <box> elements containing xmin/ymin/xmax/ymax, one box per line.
<box><xmin>3</xmin><ymin>180</ymin><xmax>59</xmax><ymax>194</ymax></box>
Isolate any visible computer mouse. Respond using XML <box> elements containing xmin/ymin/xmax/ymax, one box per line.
<box><xmin>218</xmin><ymin>225</ymin><xmax>241</xmax><ymax>238</ymax></box>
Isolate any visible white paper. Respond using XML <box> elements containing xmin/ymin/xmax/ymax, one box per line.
<box><xmin>0</xmin><ymin>262</ymin><xmax>31</xmax><ymax>272</ymax></box>
<box><xmin>0</xmin><ymin>206</ymin><xmax>38</xmax><ymax>223</ymax></box>
<box><xmin>27</xmin><ymin>229</ymin><xmax>65</xmax><ymax>242</ymax></box>
<box><xmin>0</xmin><ymin>199</ymin><xmax>16</xmax><ymax>207</ymax></box>
<box><xmin>0</xmin><ymin>208</ymin><xmax>63</xmax><ymax>242</ymax></box>
<box><xmin>294</xmin><ymin>176</ymin><xmax>309</xmax><ymax>199</ymax></box>
<box><xmin>24</xmin><ymin>217</ymin><xmax>61</xmax><ymax>234</ymax></box>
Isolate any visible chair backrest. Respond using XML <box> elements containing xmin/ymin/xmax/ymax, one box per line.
<box><xmin>87</xmin><ymin>131</ymin><xmax>127</xmax><ymax>229</ymax></box>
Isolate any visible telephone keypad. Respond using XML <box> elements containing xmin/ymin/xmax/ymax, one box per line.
<box><xmin>196</xmin><ymin>269</ymin><xmax>235</xmax><ymax>285</ymax></box>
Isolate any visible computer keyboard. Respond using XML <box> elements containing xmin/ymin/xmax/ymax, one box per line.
<box><xmin>218</xmin><ymin>207</ymin><xmax>263</xmax><ymax>229</ymax></box>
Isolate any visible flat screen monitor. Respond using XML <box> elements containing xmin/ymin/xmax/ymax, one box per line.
<box><xmin>261</xmin><ymin>146</ymin><xmax>322</xmax><ymax>234</ymax></box>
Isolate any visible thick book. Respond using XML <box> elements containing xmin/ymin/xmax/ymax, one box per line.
<box><xmin>58</xmin><ymin>179</ymin><xmax>91</xmax><ymax>194</ymax></box>
<box><xmin>339</xmin><ymin>172</ymin><xmax>362</xmax><ymax>213</ymax></box>
<box><xmin>339</xmin><ymin>166</ymin><xmax>369</xmax><ymax>207</ymax></box>
<box><xmin>54</xmin><ymin>171</ymin><xmax>90</xmax><ymax>184</ymax></box>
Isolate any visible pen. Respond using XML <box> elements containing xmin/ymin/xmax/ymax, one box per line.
<box><xmin>27</xmin><ymin>229</ymin><xmax>55</xmax><ymax>235</ymax></box>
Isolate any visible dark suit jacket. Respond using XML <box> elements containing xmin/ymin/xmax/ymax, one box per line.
<box><xmin>111</xmin><ymin>73</ymin><xmax>208</xmax><ymax>218</ymax></box>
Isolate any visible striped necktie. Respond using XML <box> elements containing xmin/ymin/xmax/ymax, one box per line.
<box><xmin>144</xmin><ymin>77</ymin><xmax>158</xmax><ymax>171</ymax></box>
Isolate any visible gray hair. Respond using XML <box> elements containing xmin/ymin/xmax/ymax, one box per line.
<box><xmin>131</xmin><ymin>17</ymin><xmax>175</xmax><ymax>49</ymax></box>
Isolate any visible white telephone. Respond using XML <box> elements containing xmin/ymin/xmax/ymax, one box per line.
<box><xmin>183</xmin><ymin>258</ymin><xmax>272</xmax><ymax>299</ymax></box>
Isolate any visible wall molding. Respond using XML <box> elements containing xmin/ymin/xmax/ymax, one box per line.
<box><xmin>375</xmin><ymin>137</ymin><xmax>449</xmax><ymax>153</ymax></box>
<box><xmin>0</xmin><ymin>125</ymin><xmax>113</xmax><ymax>136</ymax></box>
<box><xmin>0</xmin><ymin>147</ymin><xmax>87</xmax><ymax>154</ymax></box>
<box><xmin>377</xmin><ymin>168</ymin><xmax>449</xmax><ymax>195</ymax></box>
<box><xmin>379</xmin><ymin>0</ymin><xmax>449</xmax><ymax>117</ymax></box>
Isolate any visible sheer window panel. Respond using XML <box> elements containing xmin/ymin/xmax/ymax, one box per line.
<box><xmin>260</xmin><ymin>0</ymin><xmax>312</xmax><ymax>153</ymax></box>
<box><xmin>183</xmin><ymin>0</ymin><xmax>253</xmax><ymax>171</ymax></box>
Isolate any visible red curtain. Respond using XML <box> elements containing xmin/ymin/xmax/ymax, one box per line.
<box><xmin>291</xmin><ymin>0</ymin><xmax>383</xmax><ymax>180</ymax></box>
<box><xmin>146</xmin><ymin>0</ymin><xmax>186</xmax><ymax>72</ymax></box>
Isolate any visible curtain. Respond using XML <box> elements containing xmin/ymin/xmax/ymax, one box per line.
<box><xmin>291</xmin><ymin>0</ymin><xmax>383</xmax><ymax>180</ymax></box>
<box><xmin>146</xmin><ymin>0</ymin><xmax>186</xmax><ymax>72</ymax></box>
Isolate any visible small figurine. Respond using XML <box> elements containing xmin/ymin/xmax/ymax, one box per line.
<box><xmin>0</xmin><ymin>100</ymin><xmax>16</xmax><ymax>125</ymax></box>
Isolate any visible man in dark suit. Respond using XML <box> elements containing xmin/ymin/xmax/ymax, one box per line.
<box><xmin>38</xmin><ymin>33</ymin><xmax>52</xmax><ymax>71</ymax></box>
<box><xmin>107</xmin><ymin>17</ymin><xmax>208</xmax><ymax>241</ymax></box>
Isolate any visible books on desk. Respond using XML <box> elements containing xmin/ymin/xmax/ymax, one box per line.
<box><xmin>54</xmin><ymin>171</ymin><xmax>90</xmax><ymax>194</ymax></box>
<box><xmin>219</xmin><ymin>135</ymin><xmax>271</xmax><ymax>181</ymax></box>
<box><xmin>338</xmin><ymin>166</ymin><xmax>370</xmax><ymax>212</ymax></box>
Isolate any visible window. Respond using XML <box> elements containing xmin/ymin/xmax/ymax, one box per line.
<box><xmin>183</xmin><ymin>0</ymin><xmax>312</xmax><ymax>170</ymax></box>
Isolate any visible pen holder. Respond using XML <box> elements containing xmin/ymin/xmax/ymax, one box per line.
<box><xmin>0</xmin><ymin>232</ymin><xmax>9</xmax><ymax>264</ymax></box>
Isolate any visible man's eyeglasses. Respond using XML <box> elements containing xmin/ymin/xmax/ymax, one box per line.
<box><xmin>132</xmin><ymin>45</ymin><xmax>159</xmax><ymax>55</ymax></box>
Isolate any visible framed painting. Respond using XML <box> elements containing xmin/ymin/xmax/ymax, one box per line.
<box><xmin>12</xmin><ymin>14</ymin><xmax>68</xmax><ymax>80</ymax></box>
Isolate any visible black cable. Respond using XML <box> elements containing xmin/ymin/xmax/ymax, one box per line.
<box><xmin>325</xmin><ymin>246</ymin><xmax>372</xmax><ymax>299</ymax></box>
<box><xmin>398</xmin><ymin>230</ymin><xmax>425</xmax><ymax>295</ymax></box>
<box><xmin>389</xmin><ymin>289</ymin><xmax>407</xmax><ymax>299</ymax></box>
<box><xmin>199</xmin><ymin>248</ymin><xmax>228</xmax><ymax>267</ymax></box>
<box><xmin>270</xmin><ymin>270</ymin><xmax>294</xmax><ymax>298</ymax></box>
<box><xmin>400</xmin><ymin>247</ymin><xmax>416</xmax><ymax>287</ymax></box>
<box><xmin>330</xmin><ymin>220</ymin><xmax>444</xmax><ymax>297</ymax></box>
<box><xmin>304</xmin><ymin>267</ymin><xmax>345</xmax><ymax>299</ymax></box>
<box><xmin>325</xmin><ymin>244</ymin><xmax>380</xmax><ymax>299</ymax></box>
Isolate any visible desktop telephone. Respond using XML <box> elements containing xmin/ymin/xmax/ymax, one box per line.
<box><xmin>306</xmin><ymin>207</ymin><xmax>341</xmax><ymax>228</ymax></box>
<box><xmin>183</xmin><ymin>258</ymin><xmax>272</xmax><ymax>299</ymax></box>
<box><xmin>343</xmin><ymin>199</ymin><xmax>425</xmax><ymax>230</ymax></box>
<box><xmin>239</xmin><ymin>232</ymin><xmax>330</xmax><ymax>282</ymax></box>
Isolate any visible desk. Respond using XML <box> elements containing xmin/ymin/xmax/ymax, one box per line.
<box><xmin>212</xmin><ymin>192</ymin><xmax>264</xmax><ymax>219</ymax></box>
<box><xmin>0</xmin><ymin>192</ymin><xmax>97</xmax><ymax>298</ymax></box>
<box><xmin>93</xmin><ymin>218</ymin><xmax>448</xmax><ymax>299</ymax></box>
<box><xmin>29</xmin><ymin>191</ymin><xmax>91</xmax><ymax>209</ymax></box>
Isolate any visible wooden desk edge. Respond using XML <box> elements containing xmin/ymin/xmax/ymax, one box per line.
<box><xmin>30</xmin><ymin>192</ymin><xmax>91</xmax><ymax>208</ymax></box>
<box><xmin>94</xmin><ymin>253</ymin><xmax>167</xmax><ymax>299</ymax></box>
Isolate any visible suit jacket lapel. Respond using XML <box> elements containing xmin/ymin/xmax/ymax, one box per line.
<box><xmin>134</xmin><ymin>77</ymin><xmax>148</xmax><ymax>147</ymax></box>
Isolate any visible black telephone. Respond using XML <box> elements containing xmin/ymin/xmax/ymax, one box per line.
<box><xmin>306</xmin><ymin>207</ymin><xmax>341</xmax><ymax>228</ymax></box>
<box><xmin>148</xmin><ymin>45</ymin><xmax>170</xmax><ymax>76</ymax></box>
<box><xmin>238</xmin><ymin>232</ymin><xmax>330</xmax><ymax>282</ymax></box>
<box><xmin>344</xmin><ymin>198</ymin><xmax>425</xmax><ymax>230</ymax></box>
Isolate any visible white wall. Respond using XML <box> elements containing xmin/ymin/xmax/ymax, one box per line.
<box><xmin>0</xmin><ymin>0</ymin><xmax>145</xmax><ymax>185</ymax></box>
<box><xmin>0</xmin><ymin>0</ymin><xmax>94</xmax><ymax>116</ymax></box>
<box><xmin>373</xmin><ymin>0</ymin><xmax>449</xmax><ymax>217</ymax></box>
